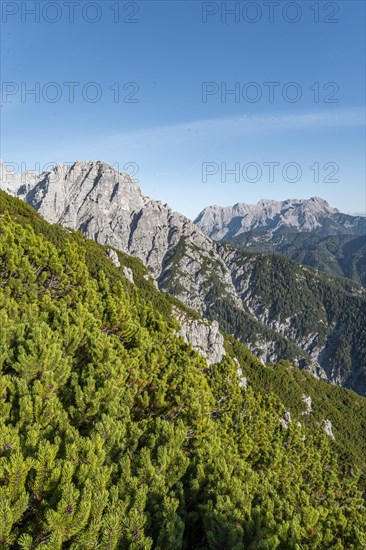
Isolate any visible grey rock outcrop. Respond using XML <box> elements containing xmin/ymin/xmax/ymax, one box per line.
<box><xmin>233</xmin><ymin>359</ymin><xmax>247</xmax><ymax>389</ymax></box>
<box><xmin>323</xmin><ymin>419</ymin><xmax>335</xmax><ymax>439</ymax></box>
<box><xmin>280</xmin><ymin>411</ymin><xmax>292</xmax><ymax>430</ymax></box>
<box><xmin>107</xmin><ymin>249</ymin><xmax>121</xmax><ymax>268</ymax></box>
<box><xmin>301</xmin><ymin>395</ymin><xmax>312</xmax><ymax>416</ymax></box>
<box><xmin>0</xmin><ymin>161</ymin><xmax>39</xmax><ymax>198</ymax></box>
<box><xmin>123</xmin><ymin>266</ymin><xmax>134</xmax><ymax>284</ymax></box>
<box><xmin>173</xmin><ymin>308</ymin><xmax>225</xmax><ymax>365</ymax></box>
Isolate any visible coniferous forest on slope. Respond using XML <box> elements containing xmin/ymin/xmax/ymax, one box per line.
<box><xmin>0</xmin><ymin>191</ymin><xmax>366</xmax><ymax>549</ymax></box>
<box><xmin>226</xmin><ymin>230</ymin><xmax>366</xmax><ymax>287</ymax></box>
<box><xmin>159</xmin><ymin>231</ymin><xmax>366</xmax><ymax>396</ymax></box>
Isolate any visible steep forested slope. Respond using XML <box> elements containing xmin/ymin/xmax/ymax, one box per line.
<box><xmin>225</xmin><ymin>230</ymin><xmax>366</xmax><ymax>287</ymax></box>
<box><xmin>0</xmin><ymin>191</ymin><xmax>366</xmax><ymax>548</ymax></box>
<box><xmin>216</xmin><ymin>245</ymin><xmax>366</xmax><ymax>395</ymax></box>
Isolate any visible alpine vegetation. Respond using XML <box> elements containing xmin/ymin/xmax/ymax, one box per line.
<box><xmin>0</xmin><ymin>190</ymin><xmax>366</xmax><ymax>548</ymax></box>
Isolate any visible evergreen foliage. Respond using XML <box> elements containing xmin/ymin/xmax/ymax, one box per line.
<box><xmin>206</xmin><ymin>244</ymin><xmax>366</xmax><ymax>395</ymax></box>
<box><xmin>228</xmin><ymin>229</ymin><xmax>366</xmax><ymax>287</ymax></box>
<box><xmin>0</xmin><ymin>193</ymin><xmax>366</xmax><ymax>548</ymax></box>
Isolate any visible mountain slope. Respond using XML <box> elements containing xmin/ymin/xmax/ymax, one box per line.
<box><xmin>1</xmin><ymin>161</ymin><xmax>366</xmax><ymax>396</ymax></box>
<box><xmin>21</xmin><ymin>161</ymin><xmax>242</xmax><ymax>314</ymax></box>
<box><xmin>2</xmin><ymin>188</ymin><xmax>366</xmax><ymax>471</ymax></box>
<box><xmin>194</xmin><ymin>198</ymin><xmax>366</xmax><ymax>240</ymax></box>
<box><xmin>0</xmin><ymin>191</ymin><xmax>365</xmax><ymax>547</ymax></box>
<box><xmin>227</xmin><ymin>229</ymin><xmax>366</xmax><ymax>286</ymax></box>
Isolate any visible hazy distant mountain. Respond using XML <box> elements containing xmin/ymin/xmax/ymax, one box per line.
<box><xmin>1</xmin><ymin>161</ymin><xmax>366</xmax><ymax>395</ymax></box>
<box><xmin>195</xmin><ymin>199</ymin><xmax>366</xmax><ymax>285</ymax></box>
<box><xmin>195</xmin><ymin>198</ymin><xmax>366</xmax><ymax>240</ymax></box>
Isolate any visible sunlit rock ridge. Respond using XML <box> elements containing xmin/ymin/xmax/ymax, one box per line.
<box><xmin>194</xmin><ymin>198</ymin><xmax>366</xmax><ymax>241</ymax></box>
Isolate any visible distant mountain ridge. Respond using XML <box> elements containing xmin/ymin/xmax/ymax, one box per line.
<box><xmin>195</xmin><ymin>197</ymin><xmax>366</xmax><ymax>286</ymax></box>
<box><xmin>1</xmin><ymin>160</ymin><xmax>366</xmax><ymax>396</ymax></box>
<box><xmin>195</xmin><ymin>198</ymin><xmax>366</xmax><ymax>240</ymax></box>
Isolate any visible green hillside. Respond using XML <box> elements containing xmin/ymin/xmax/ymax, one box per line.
<box><xmin>0</xmin><ymin>191</ymin><xmax>365</xmax><ymax>549</ymax></box>
<box><xmin>206</xmin><ymin>243</ymin><xmax>366</xmax><ymax>396</ymax></box>
<box><xmin>227</xmin><ymin>230</ymin><xmax>366</xmax><ymax>287</ymax></box>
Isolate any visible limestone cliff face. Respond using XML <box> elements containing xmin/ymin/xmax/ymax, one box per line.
<box><xmin>1</xmin><ymin>160</ymin><xmax>365</xmax><ymax>395</ymax></box>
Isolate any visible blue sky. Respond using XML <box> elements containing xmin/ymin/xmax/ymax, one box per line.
<box><xmin>1</xmin><ymin>0</ymin><xmax>365</xmax><ymax>218</ymax></box>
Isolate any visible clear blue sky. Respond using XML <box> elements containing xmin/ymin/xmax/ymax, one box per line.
<box><xmin>1</xmin><ymin>0</ymin><xmax>365</xmax><ymax>218</ymax></box>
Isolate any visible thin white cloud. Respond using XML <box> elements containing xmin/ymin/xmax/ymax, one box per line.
<box><xmin>109</xmin><ymin>107</ymin><xmax>365</xmax><ymax>146</ymax></box>
<box><xmin>3</xmin><ymin>107</ymin><xmax>364</xmax><ymax>172</ymax></box>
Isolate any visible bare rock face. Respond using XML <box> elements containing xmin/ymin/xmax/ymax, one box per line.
<box><xmin>123</xmin><ymin>266</ymin><xmax>134</xmax><ymax>284</ymax></box>
<box><xmin>280</xmin><ymin>411</ymin><xmax>292</xmax><ymax>430</ymax></box>
<box><xmin>18</xmin><ymin>161</ymin><xmax>242</xmax><ymax>315</ymax></box>
<box><xmin>301</xmin><ymin>395</ymin><xmax>313</xmax><ymax>416</ymax></box>
<box><xmin>195</xmin><ymin>198</ymin><xmax>366</xmax><ymax>240</ymax></box>
<box><xmin>233</xmin><ymin>359</ymin><xmax>247</xmax><ymax>389</ymax></box>
<box><xmin>107</xmin><ymin>249</ymin><xmax>121</xmax><ymax>268</ymax></box>
<box><xmin>323</xmin><ymin>419</ymin><xmax>335</xmax><ymax>439</ymax></box>
<box><xmin>173</xmin><ymin>308</ymin><xmax>225</xmax><ymax>365</ymax></box>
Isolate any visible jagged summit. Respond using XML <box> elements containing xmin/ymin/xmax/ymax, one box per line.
<box><xmin>194</xmin><ymin>197</ymin><xmax>364</xmax><ymax>240</ymax></box>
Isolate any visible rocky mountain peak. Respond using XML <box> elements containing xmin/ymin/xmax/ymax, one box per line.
<box><xmin>25</xmin><ymin>160</ymin><xmax>145</xmax><ymax>227</ymax></box>
<box><xmin>195</xmin><ymin>197</ymin><xmax>364</xmax><ymax>239</ymax></box>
